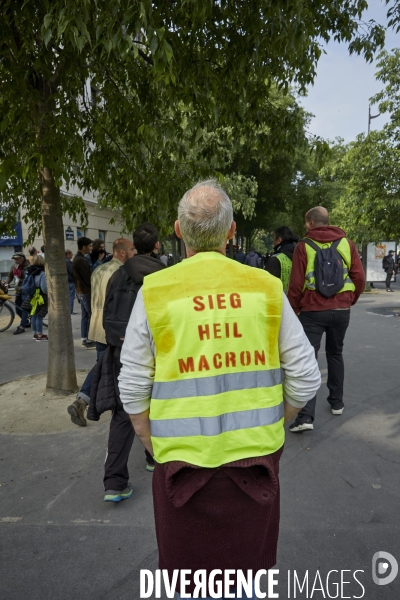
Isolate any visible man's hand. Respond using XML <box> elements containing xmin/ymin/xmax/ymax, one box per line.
<box><xmin>129</xmin><ymin>409</ymin><xmax>154</xmax><ymax>456</ymax></box>
<box><xmin>284</xmin><ymin>399</ymin><xmax>301</xmax><ymax>424</ymax></box>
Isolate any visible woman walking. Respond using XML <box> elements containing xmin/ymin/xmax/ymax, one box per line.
<box><xmin>23</xmin><ymin>256</ymin><xmax>49</xmax><ymax>341</ymax></box>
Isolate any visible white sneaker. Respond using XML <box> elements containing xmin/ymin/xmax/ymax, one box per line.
<box><xmin>289</xmin><ymin>421</ymin><xmax>313</xmax><ymax>433</ymax></box>
<box><xmin>332</xmin><ymin>407</ymin><xmax>344</xmax><ymax>415</ymax></box>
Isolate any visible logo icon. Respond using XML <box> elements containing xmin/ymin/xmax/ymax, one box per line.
<box><xmin>372</xmin><ymin>552</ymin><xmax>398</xmax><ymax>586</ymax></box>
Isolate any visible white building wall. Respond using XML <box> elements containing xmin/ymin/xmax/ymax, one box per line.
<box><xmin>20</xmin><ymin>188</ymin><xmax>127</xmax><ymax>257</ymax></box>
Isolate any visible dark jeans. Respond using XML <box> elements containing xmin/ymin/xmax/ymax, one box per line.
<box><xmin>297</xmin><ymin>309</ymin><xmax>351</xmax><ymax>423</ymax></box>
<box><xmin>78</xmin><ymin>342</ymin><xmax>107</xmax><ymax>403</ymax></box>
<box><xmin>385</xmin><ymin>270</ymin><xmax>393</xmax><ymax>289</ymax></box>
<box><xmin>68</xmin><ymin>282</ymin><xmax>75</xmax><ymax>313</ymax></box>
<box><xmin>104</xmin><ymin>351</ymin><xmax>153</xmax><ymax>492</ymax></box>
<box><xmin>15</xmin><ymin>293</ymin><xmax>30</xmax><ymax>328</ymax></box>
<box><xmin>77</xmin><ymin>293</ymin><xmax>91</xmax><ymax>339</ymax></box>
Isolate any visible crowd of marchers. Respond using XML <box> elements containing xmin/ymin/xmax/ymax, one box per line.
<box><xmin>3</xmin><ymin>179</ymin><xmax>382</xmax><ymax>599</ymax></box>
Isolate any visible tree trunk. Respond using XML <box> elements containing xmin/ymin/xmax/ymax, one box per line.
<box><xmin>40</xmin><ymin>167</ymin><xmax>78</xmax><ymax>393</ymax></box>
<box><xmin>228</xmin><ymin>238</ymin><xmax>234</xmax><ymax>258</ymax></box>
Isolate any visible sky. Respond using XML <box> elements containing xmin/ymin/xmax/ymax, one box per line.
<box><xmin>299</xmin><ymin>1</ymin><xmax>399</xmax><ymax>143</ymax></box>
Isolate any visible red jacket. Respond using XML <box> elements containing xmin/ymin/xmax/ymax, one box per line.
<box><xmin>287</xmin><ymin>226</ymin><xmax>365</xmax><ymax>313</ymax></box>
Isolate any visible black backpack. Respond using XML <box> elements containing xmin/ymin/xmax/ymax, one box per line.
<box><xmin>303</xmin><ymin>238</ymin><xmax>348</xmax><ymax>298</ymax></box>
<box><xmin>382</xmin><ymin>256</ymin><xmax>390</xmax><ymax>271</ymax></box>
<box><xmin>103</xmin><ymin>265</ymin><xmax>142</xmax><ymax>347</ymax></box>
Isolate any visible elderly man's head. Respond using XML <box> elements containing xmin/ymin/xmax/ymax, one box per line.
<box><xmin>176</xmin><ymin>180</ymin><xmax>235</xmax><ymax>253</ymax></box>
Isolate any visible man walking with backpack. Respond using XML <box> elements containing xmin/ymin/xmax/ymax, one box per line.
<box><xmin>287</xmin><ymin>206</ymin><xmax>365</xmax><ymax>432</ymax></box>
<box><xmin>100</xmin><ymin>223</ymin><xmax>165</xmax><ymax>501</ymax></box>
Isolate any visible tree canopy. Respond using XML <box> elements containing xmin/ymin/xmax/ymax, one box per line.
<box><xmin>0</xmin><ymin>0</ymin><xmax>388</xmax><ymax>391</ymax></box>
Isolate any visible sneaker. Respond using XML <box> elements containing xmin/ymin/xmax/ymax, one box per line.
<box><xmin>13</xmin><ymin>327</ymin><xmax>25</xmax><ymax>335</ymax></box>
<box><xmin>33</xmin><ymin>334</ymin><xmax>38</xmax><ymax>340</ymax></box>
<box><xmin>289</xmin><ymin>420</ymin><xmax>313</xmax><ymax>433</ymax></box>
<box><xmin>35</xmin><ymin>335</ymin><xmax>48</xmax><ymax>342</ymax></box>
<box><xmin>67</xmin><ymin>398</ymin><xmax>87</xmax><ymax>427</ymax></box>
<box><xmin>332</xmin><ymin>407</ymin><xmax>344</xmax><ymax>415</ymax></box>
<box><xmin>71</xmin><ymin>312</ymin><xmax>78</xmax><ymax>315</ymax></box>
<box><xmin>386</xmin><ymin>289</ymin><xmax>394</xmax><ymax>292</ymax></box>
<box><xmin>145</xmin><ymin>464</ymin><xmax>155</xmax><ymax>473</ymax></box>
<box><xmin>104</xmin><ymin>483</ymin><xmax>133</xmax><ymax>502</ymax></box>
<box><xmin>83</xmin><ymin>341</ymin><xmax>96</xmax><ymax>350</ymax></box>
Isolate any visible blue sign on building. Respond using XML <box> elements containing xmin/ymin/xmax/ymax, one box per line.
<box><xmin>0</xmin><ymin>221</ymin><xmax>23</xmax><ymax>247</ymax></box>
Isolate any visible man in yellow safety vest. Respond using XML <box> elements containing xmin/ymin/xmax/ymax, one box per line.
<box><xmin>118</xmin><ymin>180</ymin><xmax>320</xmax><ymax>599</ymax></box>
<box><xmin>287</xmin><ymin>206</ymin><xmax>365</xmax><ymax>433</ymax></box>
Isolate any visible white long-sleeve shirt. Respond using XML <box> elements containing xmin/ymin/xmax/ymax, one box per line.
<box><xmin>119</xmin><ymin>289</ymin><xmax>321</xmax><ymax>414</ymax></box>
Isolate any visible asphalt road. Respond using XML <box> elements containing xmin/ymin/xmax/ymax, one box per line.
<box><xmin>1</xmin><ymin>284</ymin><xmax>400</xmax><ymax>599</ymax></box>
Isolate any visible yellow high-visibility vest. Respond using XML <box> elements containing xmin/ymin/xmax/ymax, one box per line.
<box><xmin>142</xmin><ymin>251</ymin><xmax>285</xmax><ymax>468</ymax></box>
<box><xmin>303</xmin><ymin>238</ymin><xmax>356</xmax><ymax>294</ymax></box>
<box><xmin>275</xmin><ymin>253</ymin><xmax>293</xmax><ymax>293</ymax></box>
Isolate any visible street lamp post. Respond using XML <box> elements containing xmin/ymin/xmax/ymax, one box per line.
<box><xmin>368</xmin><ymin>104</ymin><xmax>380</xmax><ymax>134</ymax></box>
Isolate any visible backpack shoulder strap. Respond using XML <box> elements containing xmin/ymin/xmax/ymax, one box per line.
<box><xmin>331</xmin><ymin>239</ymin><xmax>342</xmax><ymax>251</ymax></box>
<box><xmin>302</xmin><ymin>238</ymin><xmax>320</xmax><ymax>252</ymax></box>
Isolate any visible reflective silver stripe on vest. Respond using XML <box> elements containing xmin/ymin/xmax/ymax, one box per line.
<box><xmin>150</xmin><ymin>404</ymin><xmax>284</xmax><ymax>438</ymax></box>
<box><xmin>344</xmin><ymin>278</ymin><xmax>353</xmax><ymax>285</ymax></box>
<box><xmin>152</xmin><ymin>368</ymin><xmax>282</xmax><ymax>400</ymax></box>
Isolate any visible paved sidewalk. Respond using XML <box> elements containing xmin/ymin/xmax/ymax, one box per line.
<box><xmin>1</xmin><ymin>288</ymin><xmax>400</xmax><ymax>599</ymax></box>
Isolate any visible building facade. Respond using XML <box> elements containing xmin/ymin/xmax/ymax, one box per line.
<box><xmin>0</xmin><ymin>188</ymin><xmax>126</xmax><ymax>277</ymax></box>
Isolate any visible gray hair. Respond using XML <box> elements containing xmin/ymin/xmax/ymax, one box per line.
<box><xmin>178</xmin><ymin>179</ymin><xmax>233</xmax><ymax>252</ymax></box>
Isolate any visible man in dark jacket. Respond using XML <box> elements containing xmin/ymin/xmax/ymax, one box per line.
<box><xmin>72</xmin><ymin>237</ymin><xmax>94</xmax><ymax>348</ymax></box>
<box><xmin>265</xmin><ymin>226</ymin><xmax>298</xmax><ymax>293</ymax></box>
<box><xmin>65</xmin><ymin>249</ymin><xmax>77</xmax><ymax>314</ymax></box>
<box><xmin>101</xmin><ymin>223</ymin><xmax>165</xmax><ymax>502</ymax></box>
<box><xmin>234</xmin><ymin>247</ymin><xmax>246</xmax><ymax>264</ymax></box>
<box><xmin>383</xmin><ymin>250</ymin><xmax>396</xmax><ymax>292</ymax></box>
<box><xmin>287</xmin><ymin>206</ymin><xmax>365</xmax><ymax>433</ymax></box>
<box><xmin>7</xmin><ymin>252</ymin><xmax>31</xmax><ymax>335</ymax></box>
<box><xmin>244</xmin><ymin>248</ymin><xmax>261</xmax><ymax>268</ymax></box>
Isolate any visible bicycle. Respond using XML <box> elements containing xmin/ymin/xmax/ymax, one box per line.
<box><xmin>0</xmin><ymin>283</ymin><xmax>47</xmax><ymax>331</ymax></box>
<box><xmin>0</xmin><ymin>299</ymin><xmax>15</xmax><ymax>332</ymax></box>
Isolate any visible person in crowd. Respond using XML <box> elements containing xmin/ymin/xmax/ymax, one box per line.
<box><xmin>40</xmin><ymin>245</ymin><xmax>45</xmax><ymax>257</ymax></box>
<box><xmin>287</xmin><ymin>206</ymin><xmax>365</xmax><ymax>433</ymax></box>
<box><xmin>118</xmin><ymin>180</ymin><xmax>320</xmax><ymax>597</ymax></box>
<box><xmin>244</xmin><ymin>247</ymin><xmax>261</xmax><ymax>268</ymax></box>
<box><xmin>65</xmin><ymin>250</ymin><xmax>77</xmax><ymax>314</ymax></box>
<box><xmin>27</xmin><ymin>247</ymin><xmax>38</xmax><ymax>265</ymax></box>
<box><xmin>383</xmin><ymin>249</ymin><xmax>396</xmax><ymax>292</ymax></box>
<box><xmin>99</xmin><ymin>223</ymin><xmax>165</xmax><ymax>502</ymax></box>
<box><xmin>67</xmin><ymin>238</ymin><xmax>135</xmax><ymax>427</ymax></box>
<box><xmin>23</xmin><ymin>255</ymin><xmax>48</xmax><ymax>341</ymax></box>
<box><xmin>85</xmin><ymin>239</ymin><xmax>107</xmax><ymax>272</ymax></box>
<box><xmin>7</xmin><ymin>252</ymin><xmax>31</xmax><ymax>335</ymax></box>
<box><xmin>72</xmin><ymin>237</ymin><xmax>95</xmax><ymax>349</ymax></box>
<box><xmin>234</xmin><ymin>247</ymin><xmax>246</xmax><ymax>264</ymax></box>
<box><xmin>160</xmin><ymin>251</ymin><xmax>169</xmax><ymax>266</ymax></box>
<box><xmin>265</xmin><ymin>226</ymin><xmax>299</xmax><ymax>293</ymax></box>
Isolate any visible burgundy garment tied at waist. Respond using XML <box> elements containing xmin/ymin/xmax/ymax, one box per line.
<box><xmin>163</xmin><ymin>453</ymin><xmax>281</xmax><ymax>508</ymax></box>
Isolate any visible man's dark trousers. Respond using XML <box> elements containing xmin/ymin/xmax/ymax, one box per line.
<box><xmin>15</xmin><ymin>293</ymin><xmax>30</xmax><ymax>328</ymax></box>
<box><xmin>77</xmin><ymin>293</ymin><xmax>91</xmax><ymax>338</ymax></box>
<box><xmin>297</xmin><ymin>309</ymin><xmax>350</xmax><ymax>423</ymax></box>
<box><xmin>104</xmin><ymin>351</ymin><xmax>153</xmax><ymax>492</ymax></box>
<box><xmin>385</xmin><ymin>269</ymin><xmax>393</xmax><ymax>289</ymax></box>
